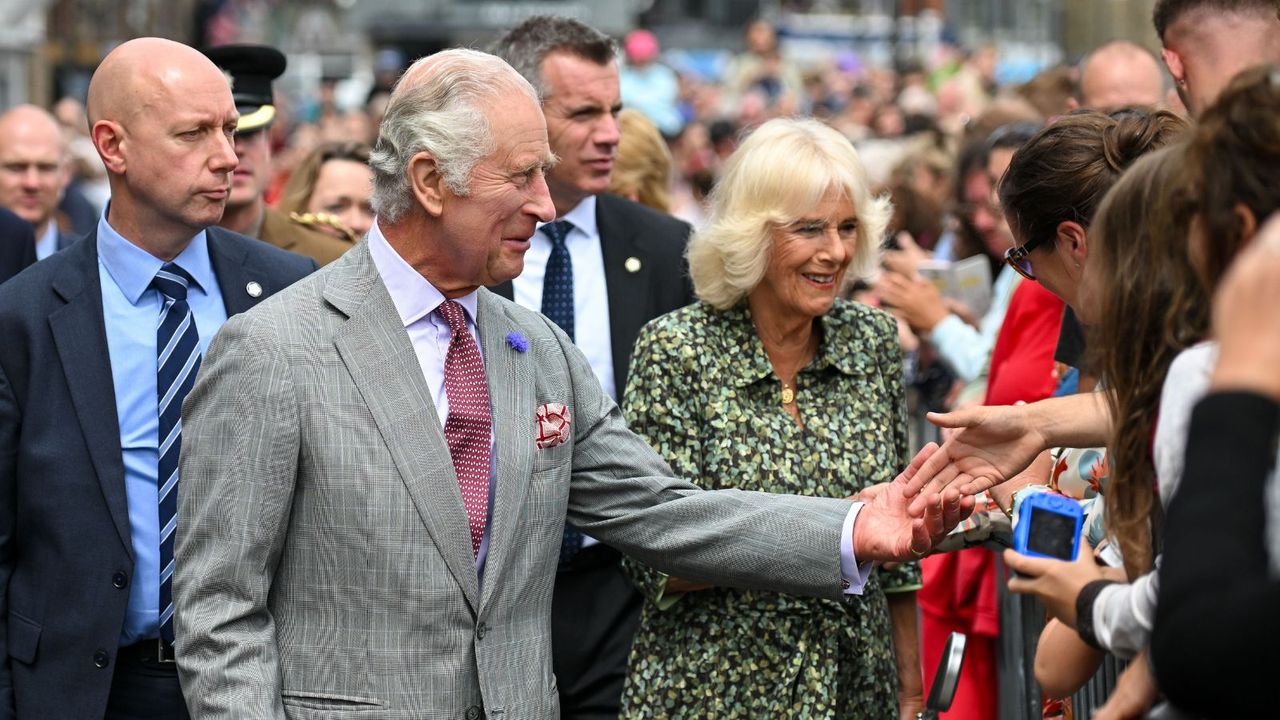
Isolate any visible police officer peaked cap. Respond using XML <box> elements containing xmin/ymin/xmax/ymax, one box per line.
<box><xmin>203</xmin><ymin>44</ymin><xmax>287</xmax><ymax>134</ymax></box>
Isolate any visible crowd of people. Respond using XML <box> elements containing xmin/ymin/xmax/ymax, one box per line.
<box><xmin>0</xmin><ymin>1</ymin><xmax>1277</xmax><ymax>719</ymax></box>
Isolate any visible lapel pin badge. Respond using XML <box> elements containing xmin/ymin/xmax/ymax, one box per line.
<box><xmin>246</xmin><ymin>281</ymin><xmax>263</xmax><ymax>298</ymax></box>
<box><xmin>624</xmin><ymin>257</ymin><xmax>641</xmax><ymax>273</ymax></box>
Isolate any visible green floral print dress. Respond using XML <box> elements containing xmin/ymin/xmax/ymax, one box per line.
<box><xmin>618</xmin><ymin>299</ymin><xmax>920</xmax><ymax>719</ymax></box>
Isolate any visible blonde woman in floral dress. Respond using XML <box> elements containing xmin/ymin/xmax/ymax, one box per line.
<box><xmin>619</xmin><ymin>118</ymin><xmax>922</xmax><ymax>719</ymax></box>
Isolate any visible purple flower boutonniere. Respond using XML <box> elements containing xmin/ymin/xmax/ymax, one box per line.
<box><xmin>506</xmin><ymin>331</ymin><xmax>528</xmax><ymax>353</ymax></box>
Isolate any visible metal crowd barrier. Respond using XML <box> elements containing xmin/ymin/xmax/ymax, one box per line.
<box><xmin>996</xmin><ymin>553</ymin><xmax>1126</xmax><ymax>719</ymax></box>
<box><xmin>908</xmin><ymin>407</ymin><xmax>1125</xmax><ymax>718</ymax></box>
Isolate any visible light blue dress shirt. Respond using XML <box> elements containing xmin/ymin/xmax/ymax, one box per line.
<box><xmin>96</xmin><ymin>213</ymin><xmax>227</xmax><ymax>645</ymax></box>
<box><xmin>35</xmin><ymin>221</ymin><xmax>58</xmax><ymax>261</ymax></box>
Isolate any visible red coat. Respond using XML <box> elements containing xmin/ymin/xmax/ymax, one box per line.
<box><xmin>920</xmin><ymin>279</ymin><xmax>1065</xmax><ymax>720</ymax></box>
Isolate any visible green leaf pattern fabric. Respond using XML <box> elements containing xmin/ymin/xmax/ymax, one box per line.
<box><xmin>618</xmin><ymin>299</ymin><xmax>919</xmax><ymax>719</ymax></box>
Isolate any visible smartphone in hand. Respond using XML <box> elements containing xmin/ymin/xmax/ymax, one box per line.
<box><xmin>1012</xmin><ymin>493</ymin><xmax>1084</xmax><ymax>561</ymax></box>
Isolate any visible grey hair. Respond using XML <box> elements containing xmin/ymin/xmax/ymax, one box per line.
<box><xmin>369</xmin><ymin>48</ymin><xmax>538</xmax><ymax>222</ymax></box>
<box><xmin>488</xmin><ymin>15</ymin><xmax>617</xmax><ymax>100</ymax></box>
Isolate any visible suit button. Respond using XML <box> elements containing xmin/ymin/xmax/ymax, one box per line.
<box><xmin>93</xmin><ymin>649</ymin><xmax>110</xmax><ymax>668</ymax></box>
<box><xmin>476</xmin><ymin>622</ymin><xmax>487</xmax><ymax>640</ymax></box>
<box><xmin>464</xmin><ymin>706</ymin><xmax>483</xmax><ymax>720</ymax></box>
<box><xmin>112</xmin><ymin>571</ymin><xmax>128</xmax><ymax>589</ymax></box>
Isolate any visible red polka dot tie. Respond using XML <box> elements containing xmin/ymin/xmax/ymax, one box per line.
<box><xmin>436</xmin><ymin>300</ymin><xmax>492</xmax><ymax>557</ymax></box>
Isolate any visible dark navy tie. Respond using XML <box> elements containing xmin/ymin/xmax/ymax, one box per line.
<box><xmin>152</xmin><ymin>263</ymin><xmax>201</xmax><ymax>643</ymax></box>
<box><xmin>540</xmin><ymin>220</ymin><xmax>575</xmax><ymax>341</ymax></box>
<box><xmin>539</xmin><ymin>220</ymin><xmax>584</xmax><ymax>568</ymax></box>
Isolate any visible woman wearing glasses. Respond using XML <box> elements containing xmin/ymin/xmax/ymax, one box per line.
<box><xmin>997</xmin><ymin>110</ymin><xmax>1185</xmax><ymax>294</ymax></box>
<box><xmin>924</xmin><ymin>108</ymin><xmax>1189</xmax><ymax>707</ymax></box>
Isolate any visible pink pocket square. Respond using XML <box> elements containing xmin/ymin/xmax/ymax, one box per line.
<box><xmin>536</xmin><ymin>402</ymin><xmax>572</xmax><ymax>449</ymax></box>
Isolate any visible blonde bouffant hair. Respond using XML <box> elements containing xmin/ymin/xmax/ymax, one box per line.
<box><xmin>689</xmin><ymin>117</ymin><xmax>891</xmax><ymax>310</ymax></box>
<box><xmin>609</xmin><ymin>109</ymin><xmax>674</xmax><ymax>213</ymax></box>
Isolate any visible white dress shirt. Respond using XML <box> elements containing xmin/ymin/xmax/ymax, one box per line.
<box><xmin>368</xmin><ymin>222</ymin><xmax>495</xmax><ymax>575</ymax></box>
<box><xmin>35</xmin><ymin>221</ymin><xmax>58</xmax><ymax>261</ymax></box>
<box><xmin>511</xmin><ymin>195</ymin><xmax>617</xmax><ymax>400</ymax></box>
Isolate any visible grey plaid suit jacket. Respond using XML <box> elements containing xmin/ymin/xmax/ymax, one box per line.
<box><xmin>174</xmin><ymin>241</ymin><xmax>856</xmax><ymax>719</ymax></box>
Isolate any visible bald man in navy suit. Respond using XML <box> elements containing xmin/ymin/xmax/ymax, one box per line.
<box><xmin>0</xmin><ymin>38</ymin><xmax>314</xmax><ymax>720</ymax></box>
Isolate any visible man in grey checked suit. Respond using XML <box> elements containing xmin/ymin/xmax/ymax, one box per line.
<box><xmin>174</xmin><ymin>49</ymin><xmax>971</xmax><ymax>720</ymax></box>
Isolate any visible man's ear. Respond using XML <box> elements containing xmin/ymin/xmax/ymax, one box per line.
<box><xmin>1056</xmin><ymin>220</ymin><xmax>1089</xmax><ymax>267</ymax></box>
<box><xmin>409</xmin><ymin>150</ymin><xmax>445</xmax><ymax>217</ymax></box>
<box><xmin>91</xmin><ymin>120</ymin><xmax>126</xmax><ymax>174</ymax></box>
<box><xmin>1161</xmin><ymin>47</ymin><xmax>1185</xmax><ymax>86</ymax></box>
<box><xmin>1236</xmin><ymin>203</ymin><xmax>1258</xmax><ymax>244</ymax></box>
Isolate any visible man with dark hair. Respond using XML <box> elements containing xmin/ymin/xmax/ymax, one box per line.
<box><xmin>1153</xmin><ymin>0</ymin><xmax>1280</xmax><ymax>115</ymax></box>
<box><xmin>490</xmin><ymin>16</ymin><xmax>694</xmax><ymax>719</ymax></box>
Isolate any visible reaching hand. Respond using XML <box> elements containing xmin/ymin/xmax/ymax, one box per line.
<box><xmin>988</xmin><ymin>450</ymin><xmax>1053</xmax><ymax>513</ymax></box>
<box><xmin>1092</xmin><ymin>652</ymin><xmax>1158</xmax><ymax>720</ymax></box>
<box><xmin>853</xmin><ymin>443</ymin><xmax>976</xmax><ymax>563</ymax></box>
<box><xmin>1003</xmin><ymin>546</ymin><xmax>1108</xmax><ymax>629</ymax></box>
<box><xmin>876</xmin><ymin>271</ymin><xmax>951</xmax><ymax>334</ymax></box>
<box><xmin>903</xmin><ymin>404</ymin><xmax>1050</xmax><ymax>513</ymax></box>
<box><xmin>881</xmin><ymin>232</ymin><xmax>930</xmax><ymax>278</ymax></box>
<box><xmin>852</xmin><ymin>482</ymin><xmax>890</xmax><ymax>503</ymax></box>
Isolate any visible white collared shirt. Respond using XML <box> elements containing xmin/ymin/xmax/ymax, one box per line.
<box><xmin>35</xmin><ymin>221</ymin><xmax>58</xmax><ymax>261</ymax></box>
<box><xmin>367</xmin><ymin>221</ymin><xmax>494</xmax><ymax>574</ymax></box>
<box><xmin>511</xmin><ymin>195</ymin><xmax>617</xmax><ymax>400</ymax></box>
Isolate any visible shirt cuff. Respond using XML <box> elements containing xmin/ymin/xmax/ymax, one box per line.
<box><xmin>840</xmin><ymin>502</ymin><xmax>874</xmax><ymax>596</ymax></box>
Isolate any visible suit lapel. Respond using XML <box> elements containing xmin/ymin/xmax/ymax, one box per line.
<box><xmin>596</xmin><ymin>196</ymin><xmax>649</xmax><ymax>397</ymax></box>
<box><xmin>207</xmin><ymin>228</ymin><xmax>268</xmax><ymax>316</ymax></box>
<box><xmin>475</xmin><ymin>289</ymin><xmax>535</xmax><ymax>611</ymax></box>
<box><xmin>48</xmin><ymin>232</ymin><xmax>133</xmax><ymax>554</ymax></box>
<box><xmin>327</xmin><ymin>245</ymin><xmax>481</xmax><ymax>609</ymax></box>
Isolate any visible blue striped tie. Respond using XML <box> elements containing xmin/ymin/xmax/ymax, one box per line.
<box><xmin>152</xmin><ymin>263</ymin><xmax>201</xmax><ymax>643</ymax></box>
<box><xmin>539</xmin><ymin>220</ymin><xmax>584</xmax><ymax>569</ymax></box>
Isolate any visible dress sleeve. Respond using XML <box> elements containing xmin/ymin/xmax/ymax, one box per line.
<box><xmin>619</xmin><ymin>314</ymin><xmax>706</xmax><ymax>607</ymax></box>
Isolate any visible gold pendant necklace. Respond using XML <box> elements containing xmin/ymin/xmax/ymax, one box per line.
<box><xmin>781</xmin><ymin>381</ymin><xmax>796</xmax><ymax>405</ymax></box>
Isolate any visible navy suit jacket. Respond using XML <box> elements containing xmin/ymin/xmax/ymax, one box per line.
<box><xmin>0</xmin><ymin>209</ymin><xmax>35</xmax><ymax>286</ymax></box>
<box><xmin>0</xmin><ymin>226</ymin><xmax>316</xmax><ymax>719</ymax></box>
<box><xmin>54</xmin><ymin>228</ymin><xmax>80</xmax><ymax>254</ymax></box>
<box><xmin>490</xmin><ymin>193</ymin><xmax>694</xmax><ymax>398</ymax></box>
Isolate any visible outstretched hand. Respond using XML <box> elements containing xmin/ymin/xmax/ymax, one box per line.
<box><xmin>853</xmin><ymin>443</ymin><xmax>976</xmax><ymax>563</ymax></box>
<box><xmin>902</xmin><ymin>404</ymin><xmax>1049</xmax><ymax>513</ymax></box>
<box><xmin>1003</xmin><ymin>546</ymin><xmax>1107</xmax><ymax>629</ymax></box>
<box><xmin>876</xmin><ymin>272</ymin><xmax>950</xmax><ymax>333</ymax></box>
